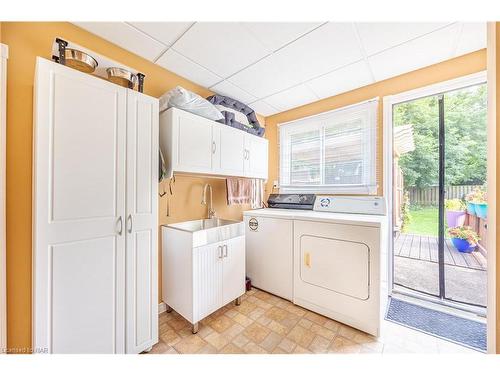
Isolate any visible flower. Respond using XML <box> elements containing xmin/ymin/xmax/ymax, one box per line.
<box><xmin>465</xmin><ymin>186</ymin><xmax>486</xmax><ymax>204</ymax></box>
<box><xmin>447</xmin><ymin>226</ymin><xmax>480</xmax><ymax>246</ymax></box>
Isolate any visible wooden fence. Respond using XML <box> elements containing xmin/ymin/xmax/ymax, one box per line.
<box><xmin>408</xmin><ymin>185</ymin><xmax>481</xmax><ymax>206</ymax></box>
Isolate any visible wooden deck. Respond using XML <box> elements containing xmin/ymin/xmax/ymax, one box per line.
<box><xmin>394</xmin><ymin>233</ymin><xmax>487</xmax><ymax>271</ymax></box>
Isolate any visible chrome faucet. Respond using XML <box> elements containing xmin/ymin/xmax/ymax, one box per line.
<box><xmin>202</xmin><ymin>183</ymin><xmax>216</xmax><ymax>219</ymax></box>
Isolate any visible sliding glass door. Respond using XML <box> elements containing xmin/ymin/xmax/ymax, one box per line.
<box><xmin>391</xmin><ymin>81</ymin><xmax>487</xmax><ymax>308</ymax></box>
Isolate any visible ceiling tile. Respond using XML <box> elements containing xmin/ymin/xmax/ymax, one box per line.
<box><xmin>128</xmin><ymin>22</ymin><xmax>194</xmax><ymax>47</ymax></box>
<box><xmin>248</xmin><ymin>100</ymin><xmax>280</xmax><ymax>117</ymax></box>
<box><xmin>241</xmin><ymin>22</ymin><xmax>322</xmax><ymax>52</ymax></box>
<box><xmin>172</xmin><ymin>22</ymin><xmax>271</xmax><ymax>77</ymax></box>
<box><xmin>454</xmin><ymin>22</ymin><xmax>486</xmax><ymax>57</ymax></box>
<box><xmin>229</xmin><ymin>22</ymin><xmax>364</xmax><ymax>98</ymax></box>
<box><xmin>156</xmin><ymin>49</ymin><xmax>222</xmax><ymax>88</ymax></box>
<box><xmin>356</xmin><ymin>22</ymin><xmax>452</xmax><ymax>56</ymax></box>
<box><xmin>74</xmin><ymin>22</ymin><xmax>166</xmax><ymax>61</ymax></box>
<box><xmin>264</xmin><ymin>84</ymin><xmax>319</xmax><ymax>112</ymax></box>
<box><xmin>210</xmin><ymin>80</ymin><xmax>257</xmax><ymax>104</ymax></box>
<box><xmin>307</xmin><ymin>61</ymin><xmax>374</xmax><ymax>99</ymax></box>
<box><xmin>368</xmin><ymin>23</ymin><xmax>460</xmax><ymax>82</ymax></box>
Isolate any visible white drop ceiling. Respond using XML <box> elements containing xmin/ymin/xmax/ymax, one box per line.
<box><xmin>74</xmin><ymin>22</ymin><xmax>486</xmax><ymax>117</ymax></box>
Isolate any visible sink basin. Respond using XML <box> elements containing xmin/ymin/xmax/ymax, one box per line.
<box><xmin>163</xmin><ymin>218</ymin><xmax>244</xmax><ymax>247</ymax></box>
<box><xmin>168</xmin><ymin>218</ymin><xmax>239</xmax><ymax>232</ymax></box>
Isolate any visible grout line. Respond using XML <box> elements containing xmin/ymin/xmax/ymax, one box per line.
<box><xmin>365</xmin><ymin>22</ymin><xmax>459</xmax><ymax>59</ymax></box>
<box><xmin>451</xmin><ymin>22</ymin><xmax>464</xmax><ymax>58</ymax></box>
<box><xmin>151</xmin><ymin>22</ymin><xmax>197</xmax><ymax>63</ymax></box>
<box><xmin>222</xmin><ymin>22</ymin><xmax>329</xmax><ymax>83</ymax></box>
<box><xmin>352</xmin><ymin>22</ymin><xmax>377</xmax><ymax>83</ymax></box>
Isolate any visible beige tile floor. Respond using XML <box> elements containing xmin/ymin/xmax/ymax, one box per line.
<box><xmin>148</xmin><ymin>288</ymin><xmax>479</xmax><ymax>355</ymax></box>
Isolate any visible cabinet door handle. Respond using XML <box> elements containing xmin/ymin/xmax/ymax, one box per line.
<box><xmin>218</xmin><ymin>245</ymin><xmax>223</xmax><ymax>259</ymax></box>
<box><xmin>117</xmin><ymin>216</ymin><xmax>123</xmax><ymax>236</ymax></box>
<box><xmin>223</xmin><ymin>244</ymin><xmax>228</xmax><ymax>257</ymax></box>
<box><xmin>304</xmin><ymin>252</ymin><xmax>311</xmax><ymax>268</ymax></box>
<box><xmin>127</xmin><ymin>214</ymin><xmax>133</xmax><ymax>233</ymax></box>
<box><xmin>247</xmin><ymin>149</ymin><xmax>250</xmax><ymax>160</ymax></box>
<box><xmin>212</xmin><ymin>141</ymin><xmax>217</xmax><ymax>154</ymax></box>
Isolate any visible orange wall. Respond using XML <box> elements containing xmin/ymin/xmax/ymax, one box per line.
<box><xmin>265</xmin><ymin>50</ymin><xmax>487</xmax><ymax>197</ymax></box>
<box><xmin>0</xmin><ymin>22</ymin><xmax>264</xmax><ymax>351</ymax></box>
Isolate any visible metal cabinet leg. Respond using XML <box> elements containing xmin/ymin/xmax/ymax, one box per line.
<box><xmin>192</xmin><ymin>322</ymin><xmax>199</xmax><ymax>334</ymax></box>
<box><xmin>235</xmin><ymin>296</ymin><xmax>241</xmax><ymax>306</ymax></box>
<box><xmin>166</xmin><ymin>304</ymin><xmax>173</xmax><ymax>313</ymax></box>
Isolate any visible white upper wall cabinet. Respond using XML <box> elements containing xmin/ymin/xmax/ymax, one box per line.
<box><xmin>160</xmin><ymin>108</ymin><xmax>268</xmax><ymax>180</ymax></box>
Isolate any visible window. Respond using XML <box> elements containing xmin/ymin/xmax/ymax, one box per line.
<box><xmin>279</xmin><ymin>99</ymin><xmax>378</xmax><ymax>194</ymax></box>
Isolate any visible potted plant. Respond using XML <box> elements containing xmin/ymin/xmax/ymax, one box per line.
<box><xmin>444</xmin><ymin>199</ymin><xmax>466</xmax><ymax>228</ymax></box>
<box><xmin>474</xmin><ymin>190</ymin><xmax>488</xmax><ymax>220</ymax></box>
<box><xmin>465</xmin><ymin>187</ymin><xmax>485</xmax><ymax>216</ymax></box>
<box><xmin>448</xmin><ymin>226</ymin><xmax>480</xmax><ymax>253</ymax></box>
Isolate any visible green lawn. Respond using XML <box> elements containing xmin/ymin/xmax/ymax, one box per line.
<box><xmin>404</xmin><ymin>207</ymin><xmax>439</xmax><ymax>236</ymax></box>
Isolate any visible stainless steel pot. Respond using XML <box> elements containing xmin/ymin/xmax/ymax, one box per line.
<box><xmin>63</xmin><ymin>48</ymin><xmax>98</xmax><ymax>73</ymax></box>
<box><xmin>106</xmin><ymin>67</ymin><xmax>137</xmax><ymax>89</ymax></box>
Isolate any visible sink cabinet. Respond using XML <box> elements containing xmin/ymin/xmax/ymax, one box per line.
<box><xmin>193</xmin><ymin>236</ymin><xmax>245</xmax><ymax>322</ymax></box>
<box><xmin>162</xmin><ymin>222</ymin><xmax>245</xmax><ymax>329</ymax></box>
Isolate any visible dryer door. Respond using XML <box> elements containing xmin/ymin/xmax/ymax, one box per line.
<box><xmin>300</xmin><ymin>235</ymin><xmax>369</xmax><ymax>300</ymax></box>
<box><xmin>293</xmin><ymin>219</ymin><xmax>381</xmax><ymax>336</ymax></box>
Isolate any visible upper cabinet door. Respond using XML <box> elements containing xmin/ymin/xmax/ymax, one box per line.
<box><xmin>33</xmin><ymin>57</ymin><xmax>127</xmax><ymax>353</ymax></box>
<box><xmin>125</xmin><ymin>90</ymin><xmax>159</xmax><ymax>354</ymax></box>
<box><xmin>174</xmin><ymin>109</ymin><xmax>213</xmax><ymax>173</ymax></box>
<box><xmin>216</xmin><ymin>124</ymin><xmax>246</xmax><ymax>176</ymax></box>
<box><xmin>245</xmin><ymin>135</ymin><xmax>269</xmax><ymax>179</ymax></box>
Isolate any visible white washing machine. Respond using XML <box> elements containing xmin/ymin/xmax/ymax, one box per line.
<box><xmin>245</xmin><ymin>195</ymin><xmax>386</xmax><ymax>336</ymax></box>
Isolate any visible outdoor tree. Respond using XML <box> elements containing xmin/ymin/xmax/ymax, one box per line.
<box><xmin>393</xmin><ymin>84</ymin><xmax>487</xmax><ymax>189</ymax></box>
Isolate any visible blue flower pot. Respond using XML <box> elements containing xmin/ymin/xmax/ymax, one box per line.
<box><xmin>466</xmin><ymin>202</ymin><xmax>477</xmax><ymax>216</ymax></box>
<box><xmin>451</xmin><ymin>237</ymin><xmax>475</xmax><ymax>253</ymax></box>
<box><xmin>475</xmin><ymin>203</ymin><xmax>488</xmax><ymax>219</ymax></box>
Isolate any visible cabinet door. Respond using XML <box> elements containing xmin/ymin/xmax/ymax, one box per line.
<box><xmin>175</xmin><ymin>110</ymin><xmax>214</xmax><ymax>173</ymax></box>
<box><xmin>222</xmin><ymin>236</ymin><xmax>245</xmax><ymax>305</ymax></box>
<box><xmin>193</xmin><ymin>243</ymin><xmax>223</xmax><ymax>322</ymax></box>
<box><xmin>216</xmin><ymin>124</ymin><xmax>246</xmax><ymax>176</ymax></box>
<box><xmin>33</xmin><ymin>57</ymin><xmax>126</xmax><ymax>353</ymax></box>
<box><xmin>245</xmin><ymin>135</ymin><xmax>269</xmax><ymax>179</ymax></box>
<box><xmin>125</xmin><ymin>90</ymin><xmax>159</xmax><ymax>353</ymax></box>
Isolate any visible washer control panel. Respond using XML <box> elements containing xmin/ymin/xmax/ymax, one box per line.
<box><xmin>313</xmin><ymin>196</ymin><xmax>386</xmax><ymax>215</ymax></box>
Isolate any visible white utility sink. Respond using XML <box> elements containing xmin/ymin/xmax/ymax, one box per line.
<box><xmin>163</xmin><ymin>218</ymin><xmax>244</xmax><ymax>247</ymax></box>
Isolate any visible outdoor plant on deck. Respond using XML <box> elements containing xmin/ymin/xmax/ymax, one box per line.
<box><xmin>465</xmin><ymin>186</ymin><xmax>487</xmax><ymax>219</ymax></box>
<box><xmin>447</xmin><ymin>226</ymin><xmax>480</xmax><ymax>253</ymax></box>
<box><xmin>444</xmin><ymin>198</ymin><xmax>466</xmax><ymax>228</ymax></box>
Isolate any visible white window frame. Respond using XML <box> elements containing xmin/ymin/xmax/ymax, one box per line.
<box><xmin>278</xmin><ymin>98</ymin><xmax>378</xmax><ymax>194</ymax></box>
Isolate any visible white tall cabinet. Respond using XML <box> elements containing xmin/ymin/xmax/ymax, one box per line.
<box><xmin>33</xmin><ymin>57</ymin><xmax>158</xmax><ymax>354</ymax></box>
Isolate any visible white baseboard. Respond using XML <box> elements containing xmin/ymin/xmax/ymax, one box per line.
<box><xmin>158</xmin><ymin>302</ymin><xmax>166</xmax><ymax>315</ymax></box>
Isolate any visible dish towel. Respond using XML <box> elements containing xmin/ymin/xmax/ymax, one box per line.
<box><xmin>226</xmin><ymin>178</ymin><xmax>252</xmax><ymax>205</ymax></box>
